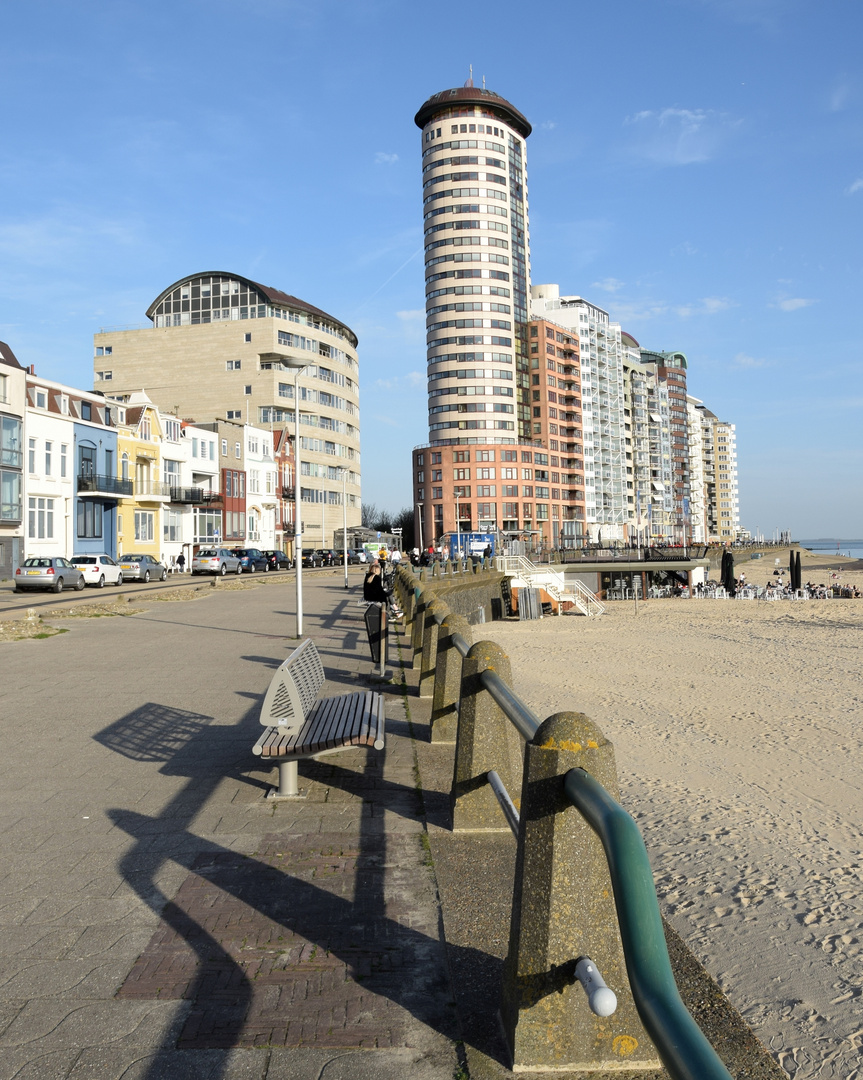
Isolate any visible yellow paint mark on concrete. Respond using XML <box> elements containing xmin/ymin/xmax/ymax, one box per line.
<box><xmin>587</xmin><ymin>739</ymin><xmax>599</xmax><ymax>748</ymax></box>
<box><xmin>613</xmin><ymin>1035</ymin><xmax>639</xmax><ymax>1057</ymax></box>
<box><xmin>540</xmin><ymin>738</ymin><xmax>585</xmax><ymax>752</ymax></box>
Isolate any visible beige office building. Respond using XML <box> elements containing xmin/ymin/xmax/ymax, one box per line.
<box><xmin>94</xmin><ymin>271</ymin><xmax>362</xmax><ymax>550</ymax></box>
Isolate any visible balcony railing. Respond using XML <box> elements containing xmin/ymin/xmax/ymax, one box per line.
<box><xmin>136</xmin><ymin>480</ymin><xmax>176</xmax><ymax>498</ymax></box>
<box><xmin>169</xmin><ymin>486</ymin><xmax>211</xmax><ymax>505</ymax></box>
<box><xmin>77</xmin><ymin>474</ymin><xmax>133</xmax><ymax>496</ymax></box>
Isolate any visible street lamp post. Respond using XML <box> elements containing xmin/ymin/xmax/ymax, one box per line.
<box><xmin>416</xmin><ymin>502</ymin><xmax>423</xmax><ymax>553</ymax></box>
<box><xmin>341</xmin><ymin>467</ymin><xmax>348</xmax><ymax>589</ymax></box>
<box><xmin>293</xmin><ymin>365</ymin><xmax>309</xmax><ymax>638</ymax></box>
<box><xmin>454</xmin><ymin>493</ymin><xmax>461</xmax><ymax>563</ymax></box>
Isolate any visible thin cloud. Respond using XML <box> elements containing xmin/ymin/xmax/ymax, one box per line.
<box><xmin>396</xmin><ymin>309</ymin><xmax>425</xmax><ymax>321</ymax></box>
<box><xmin>774</xmin><ymin>297</ymin><xmax>817</xmax><ymax>312</ymax></box>
<box><xmin>846</xmin><ymin>179</ymin><xmax>863</xmax><ymax>195</ymax></box>
<box><xmin>675</xmin><ymin>296</ymin><xmax>736</xmax><ymax>317</ymax></box>
<box><xmin>374</xmin><ymin>152</ymin><xmax>399</xmax><ymax>165</ymax></box>
<box><xmin>540</xmin><ymin>120</ymin><xmax>557</xmax><ymax>131</ymax></box>
<box><xmin>829</xmin><ymin>76</ymin><xmax>853</xmax><ymax>112</ymax></box>
<box><xmin>591</xmin><ymin>277</ymin><xmax>624</xmax><ymax>294</ymax></box>
<box><xmin>623</xmin><ymin>107</ymin><xmax>741</xmax><ymax>166</ymax></box>
<box><xmin>670</xmin><ymin>241</ymin><xmax>698</xmax><ymax>257</ymax></box>
<box><xmin>374</xmin><ymin>371</ymin><xmax>425</xmax><ymax>391</ymax></box>
<box><xmin>733</xmin><ymin>352</ymin><xmax>771</xmax><ymax>368</ymax></box>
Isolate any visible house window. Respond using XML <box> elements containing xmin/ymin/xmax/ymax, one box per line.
<box><xmin>81</xmin><ymin>401</ymin><xmax>92</xmax><ymax>421</ymax></box>
<box><xmin>28</xmin><ymin>438</ymin><xmax>36</xmax><ymax>473</ymax></box>
<box><xmin>134</xmin><ymin>510</ymin><xmax>155</xmax><ymax>542</ymax></box>
<box><xmin>44</xmin><ymin>442</ymin><xmax>52</xmax><ymax>475</ymax></box>
<box><xmin>77</xmin><ymin>500</ymin><xmax>102</xmax><ymax>538</ymax></box>
<box><xmin>28</xmin><ymin>496</ymin><xmax>54</xmax><ymax>539</ymax></box>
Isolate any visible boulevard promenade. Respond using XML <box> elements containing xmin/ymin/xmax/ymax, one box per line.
<box><xmin>0</xmin><ymin>574</ymin><xmax>782</xmax><ymax>1079</ymax></box>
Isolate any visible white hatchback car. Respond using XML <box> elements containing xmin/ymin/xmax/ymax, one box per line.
<box><xmin>70</xmin><ymin>554</ymin><xmax>124</xmax><ymax>588</ymax></box>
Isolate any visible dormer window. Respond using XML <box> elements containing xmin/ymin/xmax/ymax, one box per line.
<box><xmin>35</xmin><ymin>389</ymin><xmax>48</xmax><ymax>409</ymax></box>
<box><xmin>81</xmin><ymin>401</ymin><xmax>92</xmax><ymax>421</ymax></box>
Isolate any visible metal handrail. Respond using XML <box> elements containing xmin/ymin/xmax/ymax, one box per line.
<box><xmin>480</xmin><ymin>668</ymin><xmax>540</xmax><ymax>741</ymax></box>
<box><xmin>408</xmin><ymin>570</ymin><xmax>734</xmax><ymax>1076</ymax></box>
<box><xmin>564</xmin><ymin>768</ymin><xmax>733</xmax><ymax>1080</ymax></box>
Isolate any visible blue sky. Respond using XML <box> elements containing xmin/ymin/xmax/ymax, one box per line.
<box><xmin>2</xmin><ymin>0</ymin><xmax>861</xmax><ymax>537</ymax></box>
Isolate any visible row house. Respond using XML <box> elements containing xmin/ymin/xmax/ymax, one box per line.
<box><xmin>189</xmin><ymin>417</ymin><xmax>279</xmax><ymax>556</ymax></box>
<box><xmin>25</xmin><ymin>372</ymin><xmax>121</xmax><ymax>562</ymax></box>
<box><xmin>0</xmin><ymin>342</ymin><xmax>26</xmax><ymax>577</ymax></box>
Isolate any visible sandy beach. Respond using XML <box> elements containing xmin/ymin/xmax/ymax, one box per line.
<box><xmin>479</xmin><ymin>550</ymin><xmax>863</xmax><ymax>1080</ymax></box>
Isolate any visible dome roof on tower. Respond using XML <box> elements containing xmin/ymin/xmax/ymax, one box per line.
<box><xmin>414</xmin><ymin>86</ymin><xmax>531</xmax><ymax>139</ymax></box>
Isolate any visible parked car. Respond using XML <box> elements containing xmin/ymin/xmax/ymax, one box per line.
<box><xmin>70</xmin><ymin>554</ymin><xmax>124</xmax><ymax>588</ymax></box>
<box><xmin>314</xmin><ymin>549</ymin><xmax>340</xmax><ymax>566</ymax></box>
<box><xmin>118</xmin><ymin>554</ymin><xmax>168</xmax><ymax>583</ymax></box>
<box><xmin>299</xmin><ymin>549</ymin><xmax>324</xmax><ymax>568</ymax></box>
<box><xmin>230</xmin><ymin>547</ymin><xmax>269</xmax><ymax>572</ymax></box>
<box><xmin>191</xmin><ymin>547</ymin><xmax>242</xmax><ymax>576</ymax></box>
<box><xmin>14</xmin><ymin>556</ymin><xmax>86</xmax><ymax>593</ymax></box>
<box><xmin>349</xmin><ymin>549</ymin><xmax>368</xmax><ymax>564</ymax></box>
<box><xmin>262</xmin><ymin>549</ymin><xmax>291</xmax><ymax>571</ymax></box>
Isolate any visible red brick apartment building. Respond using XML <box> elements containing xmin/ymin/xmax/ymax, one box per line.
<box><xmin>412</xmin><ymin>317</ymin><xmax>586</xmax><ymax>550</ymax></box>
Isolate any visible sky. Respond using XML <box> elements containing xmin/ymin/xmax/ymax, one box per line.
<box><xmin>2</xmin><ymin>0</ymin><xmax>861</xmax><ymax>539</ymax></box>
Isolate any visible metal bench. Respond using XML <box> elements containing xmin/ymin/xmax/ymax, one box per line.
<box><xmin>252</xmin><ymin>637</ymin><xmax>385</xmax><ymax>797</ymax></box>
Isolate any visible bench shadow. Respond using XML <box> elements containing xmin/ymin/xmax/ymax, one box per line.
<box><xmin>96</xmin><ymin>701</ymin><xmax>496</xmax><ymax>1076</ymax></box>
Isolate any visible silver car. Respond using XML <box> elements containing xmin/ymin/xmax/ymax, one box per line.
<box><xmin>118</xmin><ymin>554</ymin><xmax>168</xmax><ymax>583</ymax></box>
<box><xmin>14</xmin><ymin>557</ymin><xmax>86</xmax><ymax>593</ymax></box>
<box><xmin>191</xmin><ymin>547</ymin><xmax>242</xmax><ymax>576</ymax></box>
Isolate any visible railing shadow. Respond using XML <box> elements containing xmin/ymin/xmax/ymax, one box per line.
<box><xmin>97</xmin><ymin>696</ymin><xmax>473</xmax><ymax>1075</ymax></box>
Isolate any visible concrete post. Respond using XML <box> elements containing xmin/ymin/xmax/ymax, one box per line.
<box><xmin>410</xmin><ymin>588</ymin><xmax>426</xmax><ymax>670</ymax></box>
<box><xmin>430</xmin><ymin>612</ymin><xmax>472</xmax><ymax>744</ymax></box>
<box><xmin>501</xmin><ymin>712</ymin><xmax>659</xmax><ymax>1072</ymax></box>
<box><xmin>419</xmin><ymin>598</ymin><xmax>444</xmax><ymax>699</ymax></box>
<box><xmin>451</xmin><ymin>641</ymin><xmax>524</xmax><ymax>832</ymax></box>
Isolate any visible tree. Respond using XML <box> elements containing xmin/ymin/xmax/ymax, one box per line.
<box><xmin>394</xmin><ymin>506</ymin><xmax>415</xmax><ymax>549</ymax></box>
<box><xmin>361</xmin><ymin>502</ymin><xmax>378</xmax><ymax>528</ymax></box>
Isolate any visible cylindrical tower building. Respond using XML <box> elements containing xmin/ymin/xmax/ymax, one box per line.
<box><xmin>414</xmin><ymin>84</ymin><xmax>532</xmax><ymax>446</ymax></box>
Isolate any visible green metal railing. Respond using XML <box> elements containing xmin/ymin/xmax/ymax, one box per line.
<box><xmin>403</xmin><ymin>571</ymin><xmax>734</xmax><ymax>1080</ymax></box>
<box><xmin>564</xmin><ymin>768</ymin><xmax>732</xmax><ymax>1080</ymax></box>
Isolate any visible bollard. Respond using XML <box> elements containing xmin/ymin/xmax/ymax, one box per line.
<box><xmin>451</xmin><ymin>641</ymin><xmax>524</xmax><ymax>832</ymax></box>
<box><xmin>430</xmin><ymin>612</ymin><xmax>472</xmax><ymax>744</ymax></box>
<box><xmin>501</xmin><ymin>712</ymin><xmax>659</xmax><ymax>1072</ymax></box>
<box><xmin>419</xmin><ymin>598</ymin><xmax>445</xmax><ymax>699</ymax></box>
<box><xmin>410</xmin><ymin>589</ymin><xmax>426</xmax><ymax>670</ymax></box>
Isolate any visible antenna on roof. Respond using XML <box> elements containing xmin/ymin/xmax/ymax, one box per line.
<box><xmin>482</xmin><ymin>74</ymin><xmax>486</xmax><ymax>89</ymax></box>
<box><xmin>465</xmin><ymin>64</ymin><xmax>474</xmax><ymax>88</ymax></box>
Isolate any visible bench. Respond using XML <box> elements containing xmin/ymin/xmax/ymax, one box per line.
<box><xmin>252</xmin><ymin>638</ymin><xmax>385</xmax><ymax>797</ymax></box>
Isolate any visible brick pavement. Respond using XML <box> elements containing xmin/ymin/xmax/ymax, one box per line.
<box><xmin>0</xmin><ymin>574</ymin><xmax>461</xmax><ymax>1079</ymax></box>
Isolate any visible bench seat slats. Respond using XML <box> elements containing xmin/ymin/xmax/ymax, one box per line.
<box><xmin>254</xmin><ymin>690</ymin><xmax>385</xmax><ymax>758</ymax></box>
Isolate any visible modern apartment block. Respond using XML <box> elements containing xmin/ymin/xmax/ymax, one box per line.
<box><xmin>415</xmin><ymin>83</ymin><xmax>532</xmax><ymax>448</ymax></box>
<box><xmin>94</xmin><ymin>271</ymin><xmax>361</xmax><ymax>552</ymax></box>
<box><xmin>686</xmin><ymin>396</ymin><xmax>708</xmax><ymax>543</ymax></box>
<box><xmin>412</xmin><ymin>82</ymin><xmax>539</xmax><ymax>548</ymax></box>
<box><xmin>697</xmin><ymin>407</ymin><xmax>739</xmax><ymax>540</ymax></box>
<box><xmin>529</xmin><ymin>286</ymin><xmax>629</xmax><ymax>541</ymax></box>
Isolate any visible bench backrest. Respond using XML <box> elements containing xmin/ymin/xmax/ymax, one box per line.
<box><xmin>260</xmin><ymin>638</ymin><xmax>325</xmax><ymax>730</ymax></box>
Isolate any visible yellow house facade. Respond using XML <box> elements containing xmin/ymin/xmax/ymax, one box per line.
<box><xmin>115</xmin><ymin>397</ymin><xmax>166</xmax><ymax>560</ymax></box>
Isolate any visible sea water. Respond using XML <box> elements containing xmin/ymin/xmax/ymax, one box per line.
<box><xmin>797</xmin><ymin>539</ymin><xmax>863</xmax><ymax>560</ymax></box>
